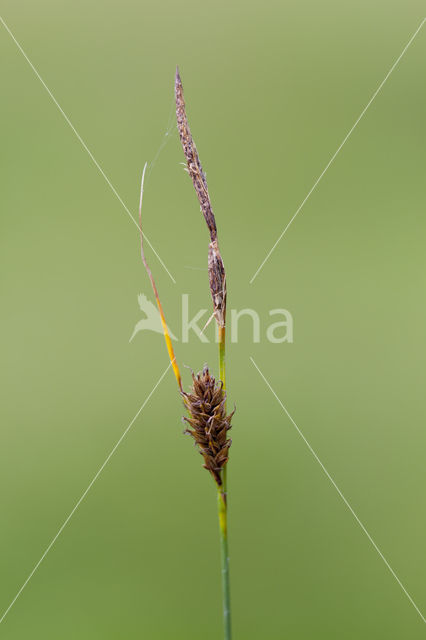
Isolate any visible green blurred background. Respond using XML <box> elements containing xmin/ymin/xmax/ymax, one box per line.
<box><xmin>1</xmin><ymin>1</ymin><xmax>425</xmax><ymax>638</ymax></box>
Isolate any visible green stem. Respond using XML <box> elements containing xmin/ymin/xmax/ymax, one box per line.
<box><xmin>218</xmin><ymin>325</ymin><xmax>227</xmax><ymax>497</ymax></box>
<box><xmin>217</xmin><ymin>325</ymin><xmax>231</xmax><ymax>639</ymax></box>
<box><xmin>218</xmin><ymin>486</ymin><xmax>231</xmax><ymax>639</ymax></box>
<box><xmin>219</xmin><ymin>326</ymin><xmax>226</xmax><ymax>390</ymax></box>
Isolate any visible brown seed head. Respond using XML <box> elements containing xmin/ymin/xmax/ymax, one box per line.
<box><xmin>175</xmin><ymin>68</ymin><xmax>227</xmax><ymax>328</ymax></box>
<box><xmin>175</xmin><ymin>68</ymin><xmax>216</xmax><ymax>240</ymax></box>
<box><xmin>208</xmin><ymin>240</ymin><xmax>226</xmax><ymax>328</ymax></box>
<box><xmin>182</xmin><ymin>367</ymin><xmax>234</xmax><ymax>486</ymax></box>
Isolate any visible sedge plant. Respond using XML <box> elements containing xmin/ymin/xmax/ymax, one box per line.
<box><xmin>137</xmin><ymin>69</ymin><xmax>233</xmax><ymax>640</ymax></box>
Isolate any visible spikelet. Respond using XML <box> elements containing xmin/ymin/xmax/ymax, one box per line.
<box><xmin>175</xmin><ymin>68</ymin><xmax>226</xmax><ymax>328</ymax></box>
<box><xmin>182</xmin><ymin>367</ymin><xmax>234</xmax><ymax>487</ymax></box>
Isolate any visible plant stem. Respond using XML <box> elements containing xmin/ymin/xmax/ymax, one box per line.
<box><xmin>217</xmin><ymin>325</ymin><xmax>231</xmax><ymax>639</ymax></box>
<box><xmin>217</xmin><ymin>486</ymin><xmax>231</xmax><ymax>640</ymax></box>
<box><xmin>219</xmin><ymin>325</ymin><xmax>228</xmax><ymax>512</ymax></box>
<box><xmin>219</xmin><ymin>326</ymin><xmax>226</xmax><ymax>390</ymax></box>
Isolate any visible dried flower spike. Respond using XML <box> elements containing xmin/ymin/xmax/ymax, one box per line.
<box><xmin>183</xmin><ymin>367</ymin><xmax>234</xmax><ymax>487</ymax></box>
<box><xmin>175</xmin><ymin>68</ymin><xmax>227</xmax><ymax>328</ymax></box>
